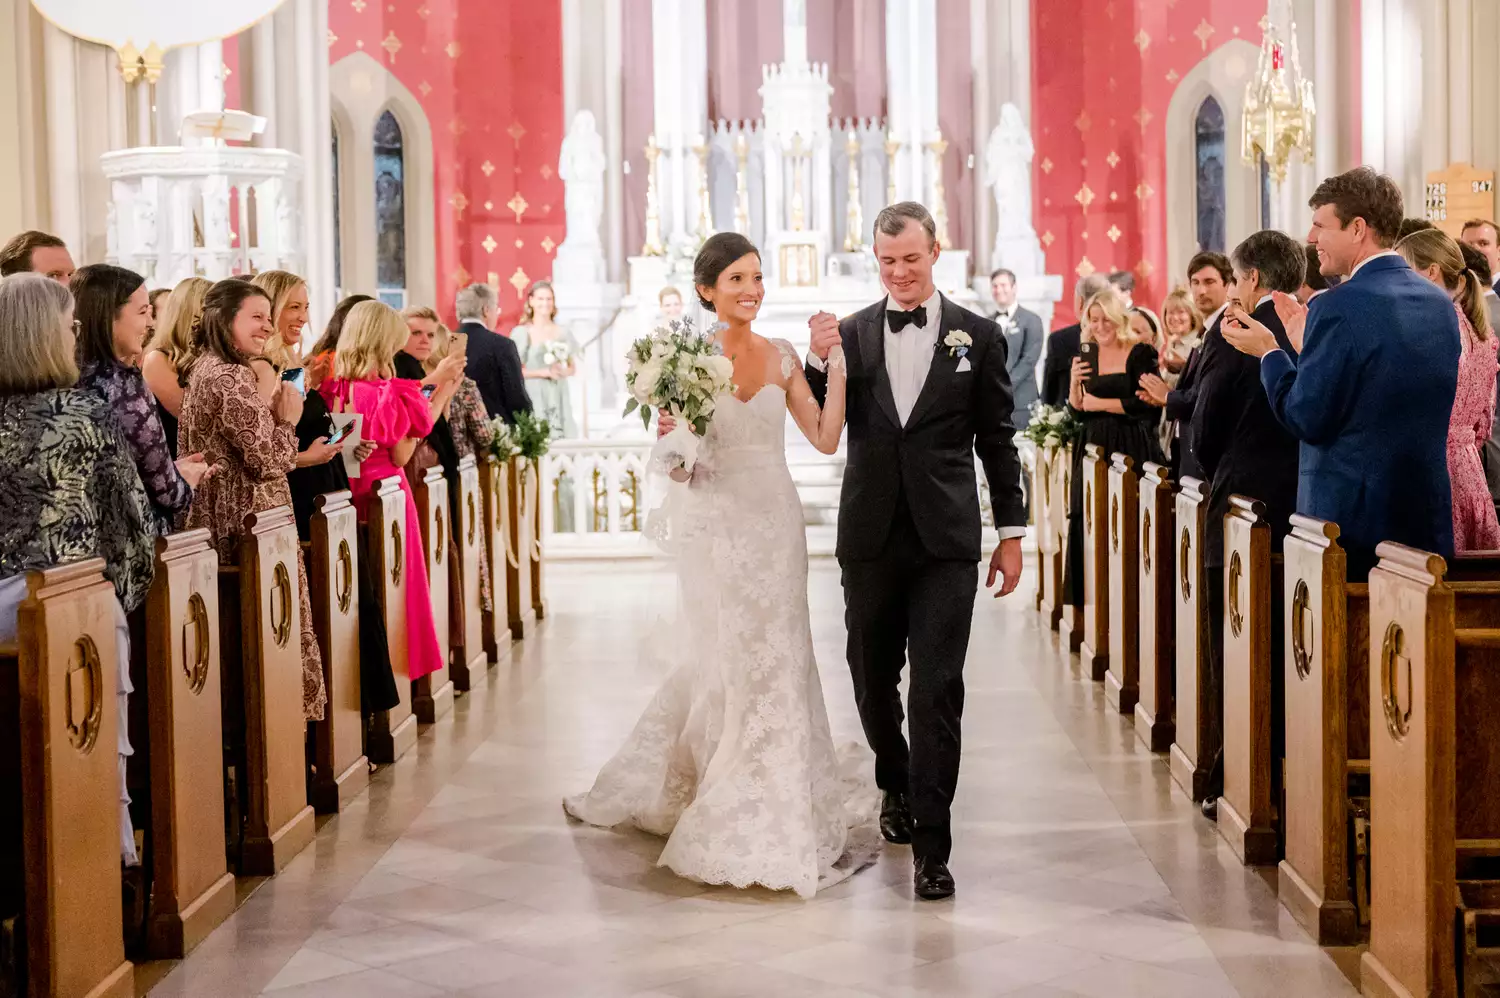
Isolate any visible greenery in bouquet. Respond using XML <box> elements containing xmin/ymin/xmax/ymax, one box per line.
<box><xmin>622</xmin><ymin>317</ymin><xmax>736</xmax><ymax>435</ymax></box>
<box><xmin>511</xmin><ymin>410</ymin><xmax>553</xmax><ymax>462</ymax></box>
<box><xmin>1020</xmin><ymin>402</ymin><xmax>1083</xmax><ymax>450</ymax></box>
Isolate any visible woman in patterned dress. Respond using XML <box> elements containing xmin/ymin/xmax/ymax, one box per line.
<box><xmin>179</xmin><ymin>279</ymin><xmax>327</xmax><ymax>720</ymax></box>
<box><xmin>1396</xmin><ymin>228</ymin><xmax>1500</xmax><ymax>551</ymax></box>
<box><xmin>0</xmin><ymin>273</ymin><xmax>157</xmax><ymax>864</ymax></box>
<box><xmin>73</xmin><ymin>264</ymin><xmax>207</xmax><ymax>533</ymax></box>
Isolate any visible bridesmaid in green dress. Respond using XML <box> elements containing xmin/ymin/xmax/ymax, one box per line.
<box><xmin>511</xmin><ymin>280</ymin><xmax>579</xmax><ymax>439</ymax></box>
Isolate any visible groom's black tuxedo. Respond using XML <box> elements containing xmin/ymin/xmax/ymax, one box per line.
<box><xmin>806</xmin><ymin>293</ymin><xmax>1026</xmax><ymax>864</ymax></box>
<box><xmin>806</xmin><ymin>295</ymin><xmax>1028</xmax><ymax>560</ymax></box>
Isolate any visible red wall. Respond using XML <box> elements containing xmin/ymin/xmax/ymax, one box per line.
<box><xmin>1032</xmin><ymin>0</ymin><xmax>1266</xmax><ymax>326</ymax></box>
<box><xmin>329</xmin><ymin>0</ymin><xmax>565</xmax><ymax>327</ymax></box>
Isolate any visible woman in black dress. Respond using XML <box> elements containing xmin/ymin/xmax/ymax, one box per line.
<box><xmin>1063</xmin><ymin>287</ymin><xmax>1164</xmax><ymax>608</ymax></box>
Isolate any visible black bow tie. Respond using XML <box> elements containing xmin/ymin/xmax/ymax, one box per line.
<box><xmin>887</xmin><ymin>307</ymin><xmax>928</xmax><ymax>333</ymax></box>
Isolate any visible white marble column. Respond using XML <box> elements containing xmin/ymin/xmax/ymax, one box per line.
<box><xmin>1448</xmin><ymin>0</ymin><xmax>1472</xmax><ymax>165</ymax></box>
<box><xmin>563</xmin><ymin>0</ymin><xmax>626</xmax><ymax>282</ymax></box>
<box><xmin>1362</xmin><ymin>0</ymin><xmax>1426</xmax><ymax>214</ymax></box>
<box><xmin>885</xmin><ymin>0</ymin><xmax>939</xmax><ymax>204</ymax></box>
<box><xmin>294</xmin><ymin>0</ymin><xmax>335</xmax><ymax>323</ymax></box>
<box><xmin>971</xmin><ymin>0</ymin><xmax>1030</xmax><ymax>275</ymax></box>
<box><xmin>651</xmin><ymin>0</ymin><xmax>708</xmax><ymax>250</ymax></box>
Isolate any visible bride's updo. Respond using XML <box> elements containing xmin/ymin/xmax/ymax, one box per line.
<box><xmin>693</xmin><ymin>233</ymin><xmax>760</xmax><ymax>311</ymax></box>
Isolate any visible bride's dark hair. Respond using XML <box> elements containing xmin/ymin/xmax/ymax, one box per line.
<box><xmin>693</xmin><ymin>233</ymin><xmax>760</xmax><ymax>311</ymax></box>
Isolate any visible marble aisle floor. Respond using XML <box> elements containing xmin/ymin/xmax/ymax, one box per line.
<box><xmin>144</xmin><ymin>562</ymin><xmax>1362</xmax><ymax>998</ymax></box>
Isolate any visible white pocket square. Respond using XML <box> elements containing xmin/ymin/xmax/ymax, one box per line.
<box><xmin>956</xmin><ymin>357</ymin><xmax>972</xmax><ymax>373</ymax></box>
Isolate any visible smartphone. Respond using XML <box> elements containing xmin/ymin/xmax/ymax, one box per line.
<box><xmin>450</xmin><ymin>331</ymin><xmax>468</xmax><ymax>357</ymax></box>
<box><xmin>280</xmin><ymin>367</ymin><xmax>306</xmax><ymax>395</ymax></box>
<box><xmin>1077</xmin><ymin>341</ymin><xmax>1098</xmax><ymax>385</ymax></box>
<box><xmin>325</xmin><ymin>421</ymin><xmax>355</xmax><ymax>448</ymax></box>
<box><xmin>421</xmin><ymin>383</ymin><xmax>438</xmax><ymax>400</ymax></box>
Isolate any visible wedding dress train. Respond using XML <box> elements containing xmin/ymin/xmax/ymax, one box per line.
<box><xmin>564</xmin><ymin>380</ymin><xmax>880</xmax><ymax>899</ymax></box>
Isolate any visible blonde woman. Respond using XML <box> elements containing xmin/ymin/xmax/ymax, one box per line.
<box><xmin>1158</xmin><ymin>287</ymin><xmax>1203</xmax><ymax>379</ymax></box>
<box><xmin>512</xmin><ymin>280</ymin><xmax>578</xmax><ymax>437</ymax></box>
<box><xmin>1063</xmin><ymin>287</ymin><xmax>1163</xmax><ymax>608</ymax></box>
<box><xmin>320</xmin><ymin>301</ymin><xmax>463</xmax><ymax>682</ymax></box>
<box><xmin>142</xmin><ymin>276</ymin><xmax>212</xmax><ymax>456</ymax></box>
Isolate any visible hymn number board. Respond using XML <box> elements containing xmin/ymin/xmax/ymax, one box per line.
<box><xmin>1425</xmin><ymin>163</ymin><xmax>1497</xmax><ymax>238</ymax></box>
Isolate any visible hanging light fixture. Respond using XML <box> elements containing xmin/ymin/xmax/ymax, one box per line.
<box><xmin>1242</xmin><ymin>0</ymin><xmax>1316</xmax><ymax>183</ymax></box>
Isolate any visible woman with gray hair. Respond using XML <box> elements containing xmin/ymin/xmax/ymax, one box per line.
<box><xmin>0</xmin><ymin>272</ymin><xmax>157</xmax><ymax>866</ymax></box>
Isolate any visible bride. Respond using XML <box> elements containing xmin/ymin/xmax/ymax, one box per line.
<box><xmin>564</xmin><ymin>233</ymin><xmax>880</xmax><ymax>898</ymax></box>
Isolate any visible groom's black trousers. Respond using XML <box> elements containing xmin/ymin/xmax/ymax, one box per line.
<box><xmin>842</xmin><ymin>499</ymin><xmax>978</xmax><ymax>863</ymax></box>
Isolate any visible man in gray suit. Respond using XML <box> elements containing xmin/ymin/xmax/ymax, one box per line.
<box><xmin>989</xmin><ymin>268</ymin><xmax>1044</xmax><ymax>429</ymax></box>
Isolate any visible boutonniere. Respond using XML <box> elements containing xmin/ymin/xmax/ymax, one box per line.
<box><xmin>944</xmin><ymin>330</ymin><xmax>972</xmax><ymax>359</ymax></box>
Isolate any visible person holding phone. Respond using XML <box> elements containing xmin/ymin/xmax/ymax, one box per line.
<box><xmin>1062</xmin><ymin>286</ymin><xmax>1164</xmax><ymax>609</ymax></box>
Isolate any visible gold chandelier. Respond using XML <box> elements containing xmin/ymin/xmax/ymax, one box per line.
<box><xmin>1242</xmin><ymin>2</ymin><xmax>1316</xmax><ymax>183</ymax></box>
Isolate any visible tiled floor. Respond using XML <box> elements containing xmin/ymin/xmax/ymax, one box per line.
<box><xmin>142</xmin><ymin>561</ymin><xmax>1363</xmax><ymax>998</ymax></box>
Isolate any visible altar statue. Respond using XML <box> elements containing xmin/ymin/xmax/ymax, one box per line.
<box><xmin>557</xmin><ymin>110</ymin><xmax>607</xmax><ymax>283</ymax></box>
<box><xmin>985</xmin><ymin>103</ymin><xmax>1044</xmax><ymax>275</ymax></box>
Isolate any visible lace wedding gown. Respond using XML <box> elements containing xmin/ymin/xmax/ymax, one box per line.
<box><xmin>564</xmin><ymin>361</ymin><xmax>880</xmax><ymax>899</ymax></box>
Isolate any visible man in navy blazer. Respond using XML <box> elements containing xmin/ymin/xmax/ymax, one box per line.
<box><xmin>1223</xmin><ymin>167</ymin><xmax>1459</xmax><ymax>580</ymax></box>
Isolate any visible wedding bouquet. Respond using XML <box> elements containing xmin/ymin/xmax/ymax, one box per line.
<box><xmin>511</xmin><ymin>410</ymin><xmax>554</xmax><ymax>461</ymax></box>
<box><xmin>1020</xmin><ymin>402</ymin><xmax>1084</xmax><ymax>451</ymax></box>
<box><xmin>623</xmin><ymin>318</ymin><xmax>736</xmax><ymax>477</ymax></box>
<box><xmin>486</xmin><ymin>417</ymin><xmax>519</xmax><ymax>463</ymax></box>
<box><xmin>541</xmin><ymin>339</ymin><xmax>573</xmax><ymax>367</ymax></box>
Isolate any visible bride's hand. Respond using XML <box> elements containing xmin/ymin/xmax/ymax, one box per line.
<box><xmin>658</xmin><ymin>410</ymin><xmax>676</xmax><ymax>438</ymax></box>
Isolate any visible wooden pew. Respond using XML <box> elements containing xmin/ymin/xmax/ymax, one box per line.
<box><xmin>1169</xmin><ymin>477</ymin><xmax>1213</xmax><ymax>801</ymax></box>
<box><xmin>1038</xmin><ymin>445</ymin><xmax>1067</xmax><ymax>632</ymax></box>
<box><xmin>411</xmin><ymin>467</ymin><xmax>455</xmax><ymax>725</ymax></box>
<box><xmin>1</xmin><ymin>561</ymin><xmax>134</xmax><ymax>998</ymax></box>
<box><xmin>140</xmin><ymin>531</ymin><xmax>235</xmax><ymax>958</ymax></box>
<box><xmin>529</xmin><ymin>458</ymin><xmax>548</xmax><ymax>622</ymax></box>
<box><xmin>222</xmin><ymin>508</ymin><xmax>316</xmax><ymax>876</ymax></box>
<box><xmin>507</xmin><ymin>456</ymin><xmax>537</xmax><ymax>640</ymax></box>
<box><xmin>1360</xmin><ymin>544</ymin><xmax>1500</xmax><ymax>998</ymax></box>
<box><xmin>450</xmin><ymin>456</ymin><xmax>489</xmax><ymax>690</ymax></box>
<box><xmin>1106</xmin><ymin>453</ymin><xmax>1140</xmax><ymax>714</ymax></box>
<box><xmin>1135</xmin><ymin>463</ymin><xmax>1176</xmax><ymax>752</ymax></box>
<box><xmin>1027</xmin><ymin>444</ymin><xmax>1048</xmax><ymax>615</ymax></box>
<box><xmin>1057</xmin><ymin>447</ymin><xmax>1084</xmax><ymax>652</ymax></box>
<box><xmin>1217</xmin><ymin>497</ymin><xmax>1279</xmax><ymax>865</ymax></box>
<box><xmin>1079</xmin><ymin>444</ymin><xmax>1110</xmax><ymax>681</ymax></box>
<box><xmin>364</xmin><ymin>478</ymin><xmax>418</xmax><ymax>764</ymax></box>
<box><xmin>307</xmin><ymin>492</ymin><xmax>369</xmax><ymax>814</ymax></box>
<box><xmin>479</xmin><ymin>455</ymin><xmax>514</xmax><ymax>666</ymax></box>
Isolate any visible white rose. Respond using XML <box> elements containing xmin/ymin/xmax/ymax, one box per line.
<box><xmin>634</xmin><ymin>357</ymin><xmax>665</xmax><ymax>400</ymax></box>
<box><xmin>1049</xmin><ymin>410</ymin><xmax>1067</xmax><ymax>426</ymax></box>
<box><xmin>708</xmin><ymin>354</ymin><xmax>734</xmax><ymax>382</ymax></box>
<box><xmin>1044</xmin><ymin>433</ymin><xmax>1062</xmax><ymax>448</ymax></box>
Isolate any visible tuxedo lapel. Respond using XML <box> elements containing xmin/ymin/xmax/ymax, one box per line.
<box><xmin>859</xmin><ymin>309</ymin><xmax>902</xmax><ymax>428</ymax></box>
<box><xmin>904</xmin><ymin>296</ymin><xmax>962</xmax><ymax>429</ymax></box>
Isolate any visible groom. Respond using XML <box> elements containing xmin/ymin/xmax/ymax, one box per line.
<box><xmin>806</xmin><ymin>201</ymin><xmax>1026</xmax><ymax>901</ymax></box>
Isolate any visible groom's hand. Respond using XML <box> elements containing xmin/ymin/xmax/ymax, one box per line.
<box><xmin>986</xmin><ymin>537</ymin><xmax>1023</xmax><ymax>598</ymax></box>
<box><xmin>808</xmin><ymin>311</ymin><xmax>840</xmax><ymax>360</ymax></box>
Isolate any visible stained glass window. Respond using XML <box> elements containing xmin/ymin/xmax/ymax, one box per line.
<box><xmin>1259</xmin><ymin>153</ymin><xmax>1273</xmax><ymax>229</ymax></box>
<box><xmin>1194</xmin><ymin>96</ymin><xmax>1226</xmax><ymax>254</ymax></box>
<box><xmin>374</xmin><ymin>110</ymin><xmax>406</xmax><ymax>305</ymax></box>
<box><xmin>331</xmin><ymin>124</ymin><xmax>342</xmax><ymax>295</ymax></box>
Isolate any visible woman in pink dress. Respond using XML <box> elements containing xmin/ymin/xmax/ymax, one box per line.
<box><xmin>1397</xmin><ymin>228</ymin><xmax>1500</xmax><ymax>551</ymax></box>
<box><xmin>320</xmin><ymin>300</ymin><xmax>466</xmax><ymax>679</ymax></box>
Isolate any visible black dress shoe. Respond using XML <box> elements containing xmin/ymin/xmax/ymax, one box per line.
<box><xmin>879</xmin><ymin>791</ymin><xmax>912</xmax><ymax>845</ymax></box>
<box><xmin>1200</xmin><ymin>796</ymin><xmax>1219</xmax><ymax>820</ymax></box>
<box><xmin>914</xmin><ymin>856</ymin><xmax>955</xmax><ymax>901</ymax></box>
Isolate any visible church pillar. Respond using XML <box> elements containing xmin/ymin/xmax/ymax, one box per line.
<box><xmin>885</xmin><ymin>0</ymin><xmax>938</xmax><ymax>204</ymax></box>
<box><xmin>1361</xmin><ymin>0</ymin><xmax>1426</xmax><ymax>215</ymax></box>
<box><xmin>43</xmin><ymin>22</ymin><xmax>83</xmax><ymax>254</ymax></box>
<box><xmin>651</xmin><ymin>0</ymin><xmax>709</xmax><ymax>251</ymax></box>
<box><xmin>971</xmin><ymin>0</ymin><xmax>1028</xmax><ymax>272</ymax></box>
<box><xmin>0</xmin><ymin>0</ymin><xmax>45</xmax><ymax>235</ymax></box>
<box><xmin>563</xmin><ymin>0</ymin><xmax>626</xmax><ymax>282</ymax></box>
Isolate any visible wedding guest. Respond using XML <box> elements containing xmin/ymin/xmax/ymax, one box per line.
<box><xmin>142</xmin><ymin>277</ymin><xmax>212</xmax><ymax>457</ymax></box>
<box><xmin>179</xmin><ymin>279</ymin><xmax>327</xmax><ymax>720</ymax></box>
<box><xmin>659</xmin><ymin>286</ymin><xmax>685</xmax><ymax>320</ymax></box>
<box><xmin>991</xmin><ymin>267</ymin><xmax>1043</xmax><ymax>427</ymax></box>
<box><xmin>0</xmin><ymin>229</ymin><xmax>74</xmax><ymax>283</ymax></box>
<box><xmin>1189</xmin><ymin>230</ymin><xmax>1304</xmax><ymax>818</ymax></box>
<box><xmin>1040</xmin><ymin>272</ymin><xmax>1110</xmax><ymax>407</ymax></box>
<box><xmin>1223</xmin><ymin>167</ymin><xmax>1459</xmax><ymax>580</ymax></box>
<box><xmin>1396</xmin><ymin>227</ymin><xmax>1500</xmax><ymax>551</ymax></box>
<box><xmin>1462</xmin><ymin>218</ymin><xmax>1500</xmax><ymax>292</ymax></box>
<box><xmin>1468</xmin><ymin>244</ymin><xmax>1500</xmax><ymax>513</ymax></box>
<box><xmin>1128</xmin><ymin>305</ymin><xmax>1162</xmax><ymax>353</ymax></box>
<box><xmin>1296</xmin><ymin>244</ymin><xmax>1328</xmax><ymax>304</ymax></box>
<box><xmin>1107</xmin><ymin>269</ymin><xmax>1135</xmax><ymax>307</ymax></box>
<box><xmin>0</xmin><ymin>273</ymin><xmax>155</xmax><ymax>865</ymax></box>
<box><xmin>1397</xmin><ymin>217</ymin><xmax>1435</xmax><ymax>241</ymax></box>
<box><xmin>148</xmin><ymin>288</ymin><xmax>170</xmax><ymax>322</ymax></box>
<box><xmin>514</xmin><ymin>280</ymin><xmax>579</xmax><ymax>439</ymax></box>
<box><xmin>321</xmin><ymin>301</ymin><xmax>463</xmax><ymax>686</ymax></box>
<box><xmin>458</xmin><ymin>283</ymin><xmax>531</xmax><ymax>425</ymax></box>
<box><xmin>307</xmin><ymin>293</ymin><xmax>375</xmax><ymax>362</ymax></box>
<box><xmin>72</xmin><ymin>264</ymin><xmax>205</xmax><ymax>533</ymax></box>
<box><xmin>1154</xmin><ymin>288</ymin><xmax>1203</xmax><ymax>461</ymax></box>
<box><xmin>1063</xmin><ymin>287</ymin><xmax>1162</xmax><ymax>608</ymax></box>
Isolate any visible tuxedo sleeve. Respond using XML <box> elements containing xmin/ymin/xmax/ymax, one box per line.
<box><xmin>1016</xmin><ymin>315</ymin><xmax>1044</xmax><ymax>385</ymax></box>
<box><xmin>975</xmin><ymin>320</ymin><xmax>1026</xmax><ymax>529</ymax></box>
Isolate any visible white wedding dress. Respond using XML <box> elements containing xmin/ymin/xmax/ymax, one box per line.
<box><xmin>564</xmin><ymin>353</ymin><xmax>880</xmax><ymax>898</ymax></box>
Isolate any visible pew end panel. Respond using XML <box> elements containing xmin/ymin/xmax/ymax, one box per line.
<box><xmin>1028</xmin><ymin>445</ymin><xmax>1049</xmax><ymax>615</ymax></box>
<box><xmin>1106</xmin><ymin>453</ymin><xmax>1141</xmax><ymax>716</ymax></box>
<box><xmin>365</xmin><ymin>478</ymin><xmax>418</xmax><ymax>765</ymax></box>
<box><xmin>308</xmin><ymin>492</ymin><xmax>370</xmax><ymax>815</ymax></box>
<box><xmin>1041</xmin><ymin>445</ymin><xmax>1069</xmax><ymax>632</ymax></box>
<box><xmin>142</xmin><ymin>530</ymin><xmax>235</xmax><ymax>959</ymax></box>
<box><xmin>480</xmin><ymin>455</ymin><xmax>515</xmax><ymax>667</ymax></box>
<box><xmin>529</xmin><ymin>458</ymin><xmax>548</xmax><ymax>621</ymax></box>
<box><xmin>1135</xmin><ymin>463</ymin><xmax>1176</xmax><ymax>753</ymax></box>
<box><xmin>1080</xmin><ymin>444</ymin><xmax>1110</xmax><ymax>681</ymax></box>
<box><xmin>506</xmin><ymin>457</ymin><xmax>538</xmax><ymax>640</ymax></box>
<box><xmin>412</xmin><ymin>468</ymin><xmax>455</xmax><ymax>726</ymax></box>
<box><xmin>451</xmin><ymin>457</ymin><xmax>489</xmax><ymax>691</ymax></box>
<box><xmin>1218</xmin><ymin>496</ymin><xmax>1279</xmax><ymax>866</ymax></box>
<box><xmin>8</xmin><ymin>561</ymin><xmax>134</xmax><ymax>998</ymax></box>
<box><xmin>1169</xmin><ymin>477</ymin><xmax>1214</xmax><ymax>801</ymax></box>
<box><xmin>235</xmin><ymin>508</ymin><xmax>315</xmax><ymax>877</ymax></box>
<box><xmin>1056</xmin><ymin>448</ymin><xmax>1084</xmax><ymax>652</ymax></box>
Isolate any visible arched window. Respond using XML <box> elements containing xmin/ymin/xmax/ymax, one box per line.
<box><xmin>1258</xmin><ymin>153</ymin><xmax>1272</xmax><ymax>228</ymax></box>
<box><xmin>1194</xmin><ymin>96</ymin><xmax>1227</xmax><ymax>254</ymax></box>
<box><xmin>373</xmin><ymin>109</ymin><xmax>406</xmax><ymax>308</ymax></box>
<box><xmin>331</xmin><ymin>124</ymin><xmax>342</xmax><ymax>297</ymax></box>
